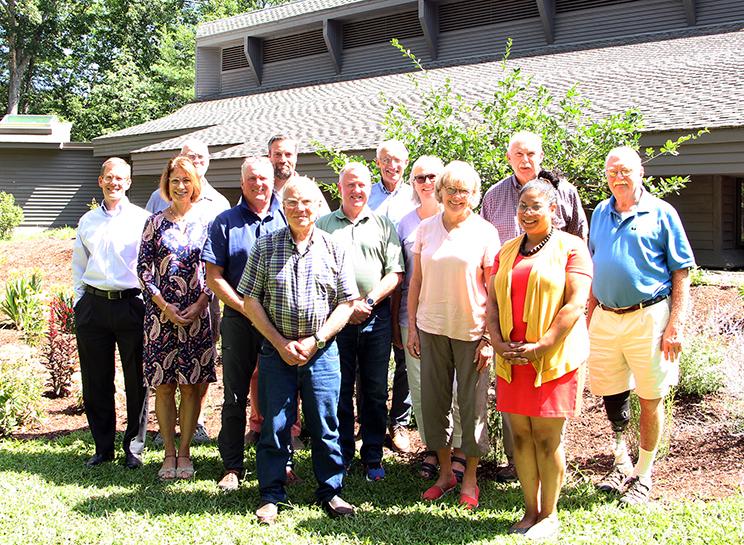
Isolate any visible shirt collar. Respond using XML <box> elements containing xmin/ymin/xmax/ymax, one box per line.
<box><xmin>377</xmin><ymin>180</ymin><xmax>402</xmax><ymax>196</ymax></box>
<box><xmin>239</xmin><ymin>193</ymin><xmax>282</xmax><ymax>220</ymax></box>
<box><xmin>100</xmin><ymin>196</ymin><xmax>129</xmax><ymax>217</ymax></box>
<box><xmin>509</xmin><ymin>175</ymin><xmax>521</xmax><ymax>191</ymax></box>
<box><xmin>332</xmin><ymin>205</ymin><xmax>372</xmax><ymax>224</ymax></box>
<box><xmin>609</xmin><ymin>187</ymin><xmax>652</xmax><ymax>217</ymax></box>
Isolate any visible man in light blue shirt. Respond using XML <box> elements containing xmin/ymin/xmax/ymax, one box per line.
<box><xmin>588</xmin><ymin>146</ymin><xmax>694</xmax><ymax>506</ymax></box>
<box><xmin>366</xmin><ymin>139</ymin><xmax>416</xmax><ymax>452</ymax></box>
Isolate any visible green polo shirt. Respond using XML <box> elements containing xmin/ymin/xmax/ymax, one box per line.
<box><xmin>316</xmin><ymin>206</ymin><xmax>404</xmax><ymax>297</ymax></box>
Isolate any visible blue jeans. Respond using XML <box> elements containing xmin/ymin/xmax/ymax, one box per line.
<box><xmin>336</xmin><ymin>299</ymin><xmax>392</xmax><ymax>466</ymax></box>
<box><xmin>256</xmin><ymin>340</ymin><xmax>345</xmax><ymax>504</ymax></box>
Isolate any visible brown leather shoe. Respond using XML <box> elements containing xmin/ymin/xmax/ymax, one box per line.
<box><xmin>390</xmin><ymin>425</ymin><xmax>410</xmax><ymax>452</ymax></box>
<box><xmin>321</xmin><ymin>495</ymin><xmax>356</xmax><ymax>518</ymax></box>
<box><xmin>256</xmin><ymin>501</ymin><xmax>278</xmax><ymax>525</ymax></box>
<box><xmin>285</xmin><ymin>467</ymin><xmax>303</xmax><ymax>485</ymax></box>
<box><xmin>217</xmin><ymin>470</ymin><xmax>240</xmax><ymax>492</ymax></box>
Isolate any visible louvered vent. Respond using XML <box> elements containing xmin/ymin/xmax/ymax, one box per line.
<box><xmin>439</xmin><ymin>0</ymin><xmax>540</xmax><ymax>32</ymax></box>
<box><xmin>221</xmin><ymin>45</ymin><xmax>249</xmax><ymax>71</ymax></box>
<box><xmin>555</xmin><ymin>0</ymin><xmax>637</xmax><ymax>13</ymax></box>
<box><xmin>264</xmin><ymin>29</ymin><xmax>327</xmax><ymax>63</ymax></box>
<box><xmin>342</xmin><ymin>10</ymin><xmax>422</xmax><ymax>49</ymax></box>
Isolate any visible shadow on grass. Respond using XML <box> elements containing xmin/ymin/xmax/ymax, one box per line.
<box><xmin>0</xmin><ymin>431</ymin><xmax>610</xmax><ymax>525</ymax></box>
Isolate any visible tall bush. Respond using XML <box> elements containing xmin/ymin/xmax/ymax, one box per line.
<box><xmin>43</xmin><ymin>294</ymin><xmax>78</xmax><ymax>398</ymax></box>
<box><xmin>316</xmin><ymin>40</ymin><xmax>706</xmax><ymax>206</ymax></box>
<box><xmin>0</xmin><ymin>191</ymin><xmax>24</xmax><ymax>240</ymax></box>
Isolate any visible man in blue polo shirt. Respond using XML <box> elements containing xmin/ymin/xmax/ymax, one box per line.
<box><xmin>587</xmin><ymin>146</ymin><xmax>694</xmax><ymax>506</ymax></box>
<box><xmin>202</xmin><ymin>156</ymin><xmax>287</xmax><ymax>491</ymax></box>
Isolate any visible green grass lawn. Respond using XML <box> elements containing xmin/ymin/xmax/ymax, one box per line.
<box><xmin>1</xmin><ymin>433</ymin><xmax>742</xmax><ymax>545</ymax></box>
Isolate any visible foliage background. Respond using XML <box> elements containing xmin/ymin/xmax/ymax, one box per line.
<box><xmin>0</xmin><ymin>1</ymin><xmax>286</xmax><ymax>141</ymax></box>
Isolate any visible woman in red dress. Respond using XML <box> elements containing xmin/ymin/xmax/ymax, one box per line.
<box><xmin>487</xmin><ymin>177</ymin><xmax>592</xmax><ymax>540</ymax></box>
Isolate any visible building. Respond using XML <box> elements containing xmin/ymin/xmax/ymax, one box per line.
<box><xmin>92</xmin><ymin>0</ymin><xmax>744</xmax><ymax>267</ymax></box>
<box><xmin>0</xmin><ymin>115</ymin><xmax>100</xmax><ymax>229</ymax></box>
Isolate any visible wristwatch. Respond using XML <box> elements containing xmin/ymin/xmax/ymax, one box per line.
<box><xmin>365</xmin><ymin>296</ymin><xmax>375</xmax><ymax>307</ymax></box>
<box><xmin>313</xmin><ymin>333</ymin><xmax>326</xmax><ymax>349</ymax></box>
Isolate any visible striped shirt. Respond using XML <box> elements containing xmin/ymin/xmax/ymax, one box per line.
<box><xmin>481</xmin><ymin>175</ymin><xmax>588</xmax><ymax>242</ymax></box>
<box><xmin>237</xmin><ymin>226</ymin><xmax>358</xmax><ymax>340</ymax></box>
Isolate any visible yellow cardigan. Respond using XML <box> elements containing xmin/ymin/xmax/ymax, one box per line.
<box><xmin>492</xmin><ymin>231</ymin><xmax>589</xmax><ymax>387</ymax></box>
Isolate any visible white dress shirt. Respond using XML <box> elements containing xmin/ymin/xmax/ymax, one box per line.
<box><xmin>72</xmin><ymin>197</ymin><xmax>151</xmax><ymax>305</ymax></box>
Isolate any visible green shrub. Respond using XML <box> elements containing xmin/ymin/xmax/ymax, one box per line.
<box><xmin>689</xmin><ymin>266</ymin><xmax>709</xmax><ymax>287</ymax></box>
<box><xmin>0</xmin><ymin>349</ymin><xmax>43</xmax><ymax>436</ymax></box>
<box><xmin>0</xmin><ymin>273</ymin><xmax>46</xmax><ymax>345</ymax></box>
<box><xmin>0</xmin><ymin>191</ymin><xmax>24</xmax><ymax>240</ymax></box>
<box><xmin>678</xmin><ymin>335</ymin><xmax>725</xmax><ymax>397</ymax></box>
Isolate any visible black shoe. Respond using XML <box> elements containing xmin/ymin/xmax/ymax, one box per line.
<box><xmin>124</xmin><ymin>451</ymin><xmax>143</xmax><ymax>469</ymax></box>
<box><xmin>320</xmin><ymin>495</ymin><xmax>356</xmax><ymax>518</ymax></box>
<box><xmin>85</xmin><ymin>452</ymin><xmax>114</xmax><ymax>467</ymax></box>
<box><xmin>495</xmin><ymin>463</ymin><xmax>518</xmax><ymax>483</ymax></box>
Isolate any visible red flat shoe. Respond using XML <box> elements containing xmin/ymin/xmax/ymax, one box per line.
<box><xmin>459</xmin><ymin>485</ymin><xmax>480</xmax><ymax>510</ymax></box>
<box><xmin>422</xmin><ymin>475</ymin><xmax>458</xmax><ymax>501</ymax></box>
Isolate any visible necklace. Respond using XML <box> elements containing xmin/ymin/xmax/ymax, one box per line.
<box><xmin>519</xmin><ymin>228</ymin><xmax>553</xmax><ymax>256</ymax></box>
<box><xmin>167</xmin><ymin>205</ymin><xmax>187</xmax><ymax>223</ymax></box>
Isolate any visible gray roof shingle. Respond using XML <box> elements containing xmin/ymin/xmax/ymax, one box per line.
<box><xmin>95</xmin><ymin>28</ymin><xmax>744</xmax><ymax>159</ymax></box>
<box><xmin>197</xmin><ymin>0</ymin><xmax>366</xmax><ymax>38</ymax></box>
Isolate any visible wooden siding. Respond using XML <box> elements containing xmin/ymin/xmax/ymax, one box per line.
<box><xmin>720</xmin><ymin>176</ymin><xmax>737</xmax><ymax>249</ymax></box>
<box><xmin>93</xmin><ymin>128</ymin><xmax>206</xmax><ymax>158</ymax></box>
<box><xmin>196</xmin><ymin>47</ymin><xmax>221</xmax><ymax>100</ymax></box>
<box><xmin>0</xmin><ymin>148</ymin><xmax>101</xmax><ymax>228</ymax></box>
<box><xmin>436</xmin><ymin>17</ymin><xmax>545</xmax><ymax>60</ymax></box>
<box><xmin>553</xmin><ymin>0</ymin><xmax>686</xmax><ymax>44</ymax></box>
<box><xmin>642</xmin><ymin>128</ymin><xmax>744</xmax><ymax>176</ymax></box>
<box><xmin>260</xmin><ymin>52</ymin><xmax>338</xmax><ymax>89</ymax></box>
<box><xmin>696</xmin><ymin>0</ymin><xmax>744</xmax><ymax>25</ymax></box>
<box><xmin>131</xmin><ymin>145</ymin><xmax>236</xmax><ymax>177</ymax></box>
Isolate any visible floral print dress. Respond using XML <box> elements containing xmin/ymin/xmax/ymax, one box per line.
<box><xmin>137</xmin><ymin>212</ymin><xmax>216</xmax><ymax>387</ymax></box>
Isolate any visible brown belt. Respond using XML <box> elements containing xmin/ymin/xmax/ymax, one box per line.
<box><xmin>84</xmin><ymin>285</ymin><xmax>141</xmax><ymax>300</ymax></box>
<box><xmin>597</xmin><ymin>294</ymin><xmax>669</xmax><ymax>315</ymax></box>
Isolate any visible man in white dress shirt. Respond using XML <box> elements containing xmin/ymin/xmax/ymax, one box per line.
<box><xmin>73</xmin><ymin>157</ymin><xmax>150</xmax><ymax>469</ymax></box>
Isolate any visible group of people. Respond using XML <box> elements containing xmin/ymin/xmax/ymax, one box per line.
<box><xmin>72</xmin><ymin>130</ymin><xmax>693</xmax><ymax>539</ymax></box>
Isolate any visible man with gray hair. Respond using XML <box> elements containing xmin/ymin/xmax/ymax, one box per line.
<box><xmin>481</xmin><ymin>130</ymin><xmax>588</xmax><ymax>482</ymax></box>
<box><xmin>202</xmin><ymin>156</ymin><xmax>287</xmax><ymax>492</ymax></box>
<box><xmin>588</xmin><ymin>146</ymin><xmax>693</xmax><ymax>505</ymax></box>
<box><xmin>317</xmin><ymin>162</ymin><xmax>404</xmax><ymax>481</ymax></box>
<box><xmin>368</xmin><ymin>139</ymin><xmax>416</xmax><ymax>452</ymax></box>
<box><xmin>240</xmin><ymin>175</ymin><xmax>358</xmax><ymax>523</ymax></box>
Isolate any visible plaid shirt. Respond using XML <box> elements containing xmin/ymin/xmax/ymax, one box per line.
<box><xmin>237</xmin><ymin>226</ymin><xmax>358</xmax><ymax>340</ymax></box>
<box><xmin>481</xmin><ymin>175</ymin><xmax>588</xmax><ymax>242</ymax></box>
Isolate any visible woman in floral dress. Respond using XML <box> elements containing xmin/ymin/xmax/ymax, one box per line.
<box><xmin>137</xmin><ymin>156</ymin><xmax>216</xmax><ymax>480</ymax></box>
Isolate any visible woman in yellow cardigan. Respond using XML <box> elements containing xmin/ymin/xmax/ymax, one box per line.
<box><xmin>486</xmin><ymin>177</ymin><xmax>592</xmax><ymax>540</ymax></box>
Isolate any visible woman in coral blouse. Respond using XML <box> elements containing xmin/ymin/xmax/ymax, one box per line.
<box><xmin>487</xmin><ymin>177</ymin><xmax>592</xmax><ymax>540</ymax></box>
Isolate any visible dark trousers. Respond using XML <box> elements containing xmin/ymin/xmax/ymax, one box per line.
<box><xmin>336</xmin><ymin>299</ymin><xmax>392</xmax><ymax>466</ymax></box>
<box><xmin>74</xmin><ymin>292</ymin><xmax>148</xmax><ymax>457</ymax></box>
<box><xmin>389</xmin><ymin>345</ymin><xmax>412</xmax><ymax>427</ymax></box>
<box><xmin>217</xmin><ymin>307</ymin><xmax>262</xmax><ymax>472</ymax></box>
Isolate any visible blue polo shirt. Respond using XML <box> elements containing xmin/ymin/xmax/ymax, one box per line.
<box><xmin>589</xmin><ymin>190</ymin><xmax>695</xmax><ymax>308</ymax></box>
<box><xmin>202</xmin><ymin>196</ymin><xmax>287</xmax><ymax>290</ymax></box>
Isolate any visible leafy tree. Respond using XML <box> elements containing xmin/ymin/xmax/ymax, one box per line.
<box><xmin>316</xmin><ymin>39</ymin><xmax>705</xmax><ymax>206</ymax></box>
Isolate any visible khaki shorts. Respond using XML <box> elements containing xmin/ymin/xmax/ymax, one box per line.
<box><xmin>588</xmin><ymin>299</ymin><xmax>678</xmax><ymax>400</ymax></box>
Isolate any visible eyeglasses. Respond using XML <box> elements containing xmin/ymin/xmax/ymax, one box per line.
<box><xmin>102</xmin><ymin>175</ymin><xmax>127</xmax><ymax>183</ymax></box>
<box><xmin>284</xmin><ymin>198</ymin><xmax>316</xmax><ymax>209</ymax></box>
<box><xmin>169</xmin><ymin>177</ymin><xmax>192</xmax><ymax>186</ymax></box>
<box><xmin>517</xmin><ymin>203</ymin><xmax>547</xmax><ymax>213</ymax></box>
<box><xmin>606</xmin><ymin>168</ymin><xmax>633</xmax><ymax>179</ymax></box>
<box><xmin>413</xmin><ymin>173</ymin><xmax>437</xmax><ymax>184</ymax></box>
<box><xmin>443</xmin><ymin>186</ymin><xmax>472</xmax><ymax>196</ymax></box>
<box><xmin>184</xmin><ymin>153</ymin><xmax>207</xmax><ymax>162</ymax></box>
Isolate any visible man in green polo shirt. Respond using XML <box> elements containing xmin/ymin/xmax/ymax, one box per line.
<box><xmin>316</xmin><ymin>162</ymin><xmax>404</xmax><ymax>481</ymax></box>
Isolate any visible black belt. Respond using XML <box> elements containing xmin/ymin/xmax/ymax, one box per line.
<box><xmin>85</xmin><ymin>285</ymin><xmax>141</xmax><ymax>300</ymax></box>
<box><xmin>598</xmin><ymin>294</ymin><xmax>669</xmax><ymax>315</ymax></box>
